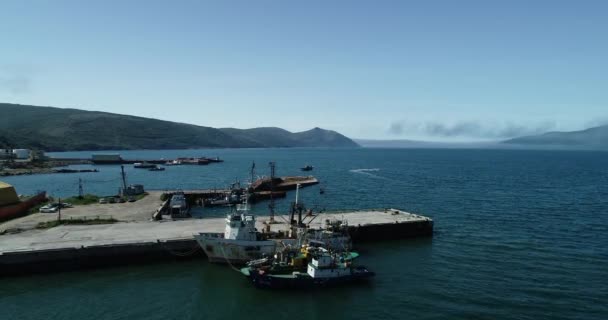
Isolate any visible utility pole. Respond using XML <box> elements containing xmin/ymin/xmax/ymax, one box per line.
<box><xmin>6</xmin><ymin>143</ymin><xmax>15</xmax><ymax>166</ymax></box>
<box><xmin>78</xmin><ymin>178</ymin><xmax>84</xmax><ymax>199</ymax></box>
<box><xmin>120</xmin><ymin>165</ymin><xmax>128</xmax><ymax>196</ymax></box>
<box><xmin>57</xmin><ymin>197</ymin><xmax>61</xmax><ymax>222</ymax></box>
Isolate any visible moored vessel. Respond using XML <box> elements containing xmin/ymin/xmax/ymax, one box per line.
<box><xmin>169</xmin><ymin>191</ymin><xmax>190</xmax><ymax>218</ymax></box>
<box><xmin>194</xmin><ymin>202</ymin><xmax>282</xmax><ymax>264</ymax></box>
<box><xmin>241</xmin><ymin>247</ymin><xmax>374</xmax><ymax>289</ymax></box>
<box><xmin>194</xmin><ymin>163</ymin><xmax>351</xmax><ymax>264</ymax></box>
<box><xmin>133</xmin><ymin>162</ymin><xmax>156</xmax><ymax>169</ymax></box>
<box><xmin>300</xmin><ymin>165</ymin><xmax>314</xmax><ymax>171</ymax></box>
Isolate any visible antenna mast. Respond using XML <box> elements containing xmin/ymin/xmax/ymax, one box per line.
<box><xmin>268</xmin><ymin>161</ymin><xmax>276</xmax><ymax>223</ymax></box>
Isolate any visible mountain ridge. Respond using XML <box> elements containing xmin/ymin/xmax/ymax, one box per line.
<box><xmin>502</xmin><ymin>125</ymin><xmax>608</xmax><ymax>149</ymax></box>
<box><xmin>0</xmin><ymin>103</ymin><xmax>359</xmax><ymax>151</ymax></box>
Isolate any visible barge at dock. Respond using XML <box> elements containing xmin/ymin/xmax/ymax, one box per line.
<box><xmin>251</xmin><ymin>176</ymin><xmax>319</xmax><ymax>192</ymax></box>
<box><xmin>88</xmin><ymin>154</ymin><xmax>223</xmax><ymax>165</ymax></box>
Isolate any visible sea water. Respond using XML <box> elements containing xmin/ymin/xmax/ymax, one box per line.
<box><xmin>1</xmin><ymin>148</ymin><xmax>607</xmax><ymax>319</ymax></box>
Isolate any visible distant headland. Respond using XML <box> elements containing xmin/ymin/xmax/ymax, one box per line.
<box><xmin>0</xmin><ymin>103</ymin><xmax>359</xmax><ymax>151</ymax></box>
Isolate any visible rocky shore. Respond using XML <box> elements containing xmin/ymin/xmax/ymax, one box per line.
<box><xmin>0</xmin><ymin>160</ymin><xmax>94</xmax><ymax>177</ymax></box>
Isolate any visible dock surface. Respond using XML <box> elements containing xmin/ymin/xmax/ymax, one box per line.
<box><xmin>0</xmin><ymin>209</ymin><xmax>430</xmax><ymax>253</ymax></box>
<box><xmin>0</xmin><ymin>208</ymin><xmax>432</xmax><ymax>276</ymax></box>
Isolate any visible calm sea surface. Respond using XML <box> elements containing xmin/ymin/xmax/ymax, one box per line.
<box><xmin>1</xmin><ymin>148</ymin><xmax>607</xmax><ymax>320</ymax></box>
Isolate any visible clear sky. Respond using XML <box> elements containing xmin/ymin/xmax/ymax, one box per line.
<box><xmin>1</xmin><ymin>0</ymin><xmax>607</xmax><ymax>140</ymax></box>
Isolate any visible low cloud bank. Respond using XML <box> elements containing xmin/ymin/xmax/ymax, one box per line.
<box><xmin>387</xmin><ymin>120</ymin><xmax>557</xmax><ymax>139</ymax></box>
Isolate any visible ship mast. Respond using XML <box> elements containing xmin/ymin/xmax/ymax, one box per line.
<box><xmin>268</xmin><ymin>161</ymin><xmax>276</xmax><ymax>223</ymax></box>
<box><xmin>249</xmin><ymin>161</ymin><xmax>255</xmax><ymax>187</ymax></box>
<box><xmin>238</xmin><ymin>161</ymin><xmax>255</xmax><ymax>213</ymax></box>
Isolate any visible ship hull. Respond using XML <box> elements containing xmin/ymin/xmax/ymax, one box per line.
<box><xmin>248</xmin><ymin>267</ymin><xmax>375</xmax><ymax>289</ymax></box>
<box><xmin>194</xmin><ymin>233</ymin><xmax>296</xmax><ymax>264</ymax></box>
<box><xmin>194</xmin><ymin>232</ymin><xmax>351</xmax><ymax>264</ymax></box>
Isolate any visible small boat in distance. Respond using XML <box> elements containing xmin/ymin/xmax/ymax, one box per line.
<box><xmin>149</xmin><ymin>165</ymin><xmax>165</xmax><ymax>171</ymax></box>
<box><xmin>205</xmin><ymin>156</ymin><xmax>223</xmax><ymax>163</ymax></box>
<box><xmin>133</xmin><ymin>162</ymin><xmax>156</xmax><ymax>169</ymax></box>
<box><xmin>300</xmin><ymin>165</ymin><xmax>314</xmax><ymax>171</ymax></box>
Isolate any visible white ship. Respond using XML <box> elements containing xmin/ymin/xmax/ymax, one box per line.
<box><xmin>194</xmin><ymin>165</ymin><xmax>350</xmax><ymax>264</ymax></box>
<box><xmin>194</xmin><ymin>203</ymin><xmax>287</xmax><ymax>264</ymax></box>
<box><xmin>194</xmin><ymin>205</ymin><xmax>352</xmax><ymax>264</ymax></box>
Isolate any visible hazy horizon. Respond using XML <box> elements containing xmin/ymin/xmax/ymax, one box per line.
<box><xmin>1</xmin><ymin>1</ymin><xmax>607</xmax><ymax>141</ymax></box>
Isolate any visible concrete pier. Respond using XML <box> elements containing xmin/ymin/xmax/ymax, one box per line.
<box><xmin>0</xmin><ymin>209</ymin><xmax>432</xmax><ymax>276</ymax></box>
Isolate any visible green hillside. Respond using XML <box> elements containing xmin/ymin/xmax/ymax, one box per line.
<box><xmin>0</xmin><ymin>103</ymin><xmax>359</xmax><ymax>151</ymax></box>
<box><xmin>218</xmin><ymin>127</ymin><xmax>299</xmax><ymax>147</ymax></box>
<box><xmin>219</xmin><ymin>127</ymin><xmax>359</xmax><ymax>148</ymax></box>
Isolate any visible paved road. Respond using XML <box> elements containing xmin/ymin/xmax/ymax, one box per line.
<box><xmin>0</xmin><ymin>191</ymin><xmax>164</xmax><ymax>233</ymax></box>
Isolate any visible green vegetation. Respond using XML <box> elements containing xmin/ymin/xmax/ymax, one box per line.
<box><xmin>58</xmin><ymin>192</ymin><xmax>147</xmax><ymax>204</ymax></box>
<box><xmin>61</xmin><ymin>194</ymin><xmax>100</xmax><ymax>205</ymax></box>
<box><xmin>0</xmin><ymin>103</ymin><xmax>359</xmax><ymax>151</ymax></box>
<box><xmin>133</xmin><ymin>192</ymin><xmax>149</xmax><ymax>201</ymax></box>
<box><xmin>25</xmin><ymin>195</ymin><xmax>98</xmax><ymax>215</ymax></box>
<box><xmin>220</xmin><ymin>127</ymin><xmax>359</xmax><ymax>148</ymax></box>
<box><xmin>36</xmin><ymin>217</ymin><xmax>118</xmax><ymax>229</ymax></box>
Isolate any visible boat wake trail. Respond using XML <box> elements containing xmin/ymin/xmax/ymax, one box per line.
<box><xmin>349</xmin><ymin>168</ymin><xmax>397</xmax><ymax>182</ymax></box>
<box><xmin>350</xmin><ymin>168</ymin><xmax>380</xmax><ymax>173</ymax></box>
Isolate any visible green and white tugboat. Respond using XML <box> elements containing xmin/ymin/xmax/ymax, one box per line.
<box><xmin>240</xmin><ymin>246</ymin><xmax>374</xmax><ymax>289</ymax></box>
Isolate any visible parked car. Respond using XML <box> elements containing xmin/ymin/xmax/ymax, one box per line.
<box><xmin>99</xmin><ymin>198</ymin><xmax>108</xmax><ymax>204</ymax></box>
<box><xmin>39</xmin><ymin>204</ymin><xmax>59</xmax><ymax>213</ymax></box>
<box><xmin>52</xmin><ymin>202</ymin><xmax>73</xmax><ymax>208</ymax></box>
<box><xmin>108</xmin><ymin>197</ymin><xmax>116</xmax><ymax>203</ymax></box>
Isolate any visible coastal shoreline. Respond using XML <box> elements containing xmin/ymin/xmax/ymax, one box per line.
<box><xmin>0</xmin><ymin>159</ymin><xmax>95</xmax><ymax>177</ymax></box>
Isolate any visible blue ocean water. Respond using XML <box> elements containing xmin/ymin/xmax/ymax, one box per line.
<box><xmin>1</xmin><ymin>148</ymin><xmax>607</xmax><ymax>320</ymax></box>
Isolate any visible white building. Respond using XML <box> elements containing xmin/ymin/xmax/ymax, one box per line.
<box><xmin>12</xmin><ymin>149</ymin><xmax>31</xmax><ymax>159</ymax></box>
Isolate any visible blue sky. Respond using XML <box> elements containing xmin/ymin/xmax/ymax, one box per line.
<box><xmin>1</xmin><ymin>0</ymin><xmax>607</xmax><ymax>140</ymax></box>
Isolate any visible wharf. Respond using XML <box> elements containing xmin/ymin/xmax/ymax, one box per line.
<box><xmin>162</xmin><ymin>189</ymin><xmax>287</xmax><ymax>207</ymax></box>
<box><xmin>251</xmin><ymin>176</ymin><xmax>319</xmax><ymax>192</ymax></box>
<box><xmin>95</xmin><ymin>157</ymin><xmax>222</xmax><ymax>165</ymax></box>
<box><xmin>52</xmin><ymin>156</ymin><xmax>223</xmax><ymax>165</ymax></box>
<box><xmin>0</xmin><ymin>209</ymin><xmax>432</xmax><ymax>276</ymax></box>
